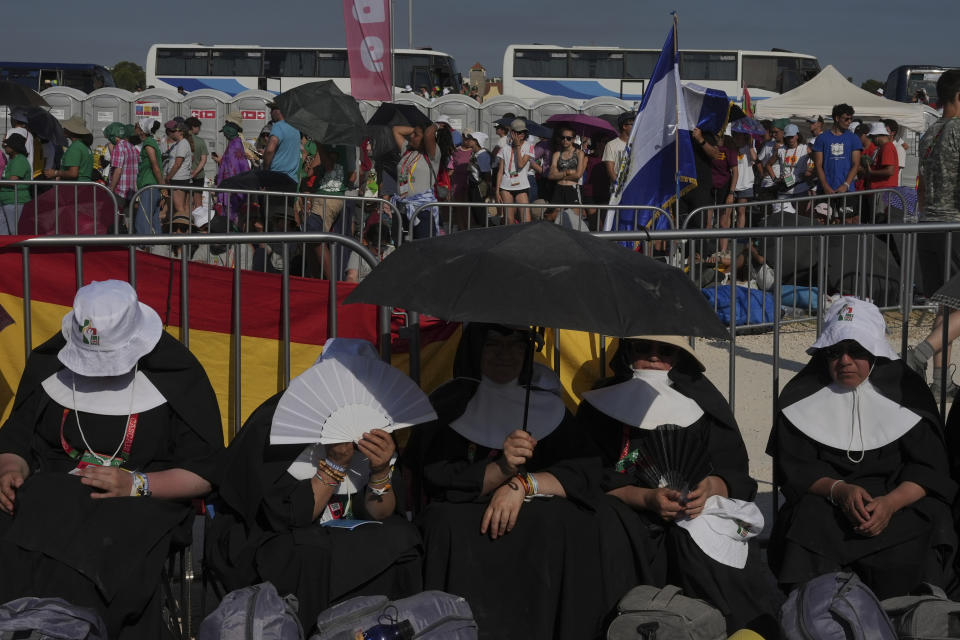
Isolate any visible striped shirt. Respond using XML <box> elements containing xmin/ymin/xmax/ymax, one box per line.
<box><xmin>110</xmin><ymin>139</ymin><xmax>139</xmax><ymax>198</ymax></box>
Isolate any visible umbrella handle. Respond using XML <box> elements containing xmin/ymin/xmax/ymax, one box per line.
<box><xmin>520</xmin><ymin>327</ymin><xmax>544</xmax><ymax>432</ymax></box>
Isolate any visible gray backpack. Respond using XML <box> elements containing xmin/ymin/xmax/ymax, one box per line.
<box><xmin>780</xmin><ymin>572</ymin><xmax>897</xmax><ymax>640</ymax></box>
<box><xmin>881</xmin><ymin>582</ymin><xmax>960</xmax><ymax>639</ymax></box>
<box><xmin>0</xmin><ymin>598</ymin><xmax>107</xmax><ymax>640</ymax></box>
<box><xmin>606</xmin><ymin>585</ymin><xmax>726</xmax><ymax>640</ymax></box>
<box><xmin>197</xmin><ymin>582</ymin><xmax>303</xmax><ymax>640</ymax></box>
<box><xmin>310</xmin><ymin>591</ymin><xmax>477</xmax><ymax>640</ymax></box>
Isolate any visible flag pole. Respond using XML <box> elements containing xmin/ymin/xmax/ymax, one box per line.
<box><xmin>673</xmin><ymin>11</ymin><xmax>680</xmax><ymax>221</ymax></box>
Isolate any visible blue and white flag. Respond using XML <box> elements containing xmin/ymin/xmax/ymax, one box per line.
<box><xmin>605</xmin><ymin>26</ymin><xmax>732</xmax><ymax>234</ymax></box>
<box><xmin>605</xmin><ymin>23</ymin><xmax>695</xmax><ymax>233</ymax></box>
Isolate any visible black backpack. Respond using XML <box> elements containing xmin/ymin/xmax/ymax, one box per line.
<box><xmin>0</xmin><ymin>597</ymin><xmax>107</xmax><ymax>640</ymax></box>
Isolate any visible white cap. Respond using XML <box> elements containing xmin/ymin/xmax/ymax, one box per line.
<box><xmin>191</xmin><ymin>206</ymin><xmax>213</xmax><ymax>228</ymax></box>
<box><xmin>677</xmin><ymin>496</ymin><xmax>764</xmax><ymax>569</ymax></box>
<box><xmin>808</xmin><ymin>296</ymin><xmax>898</xmax><ymax>359</ymax></box>
<box><xmin>434</xmin><ymin>115</ymin><xmax>452</xmax><ymax>126</ymax></box>
<box><xmin>466</xmin><ymin>131</ymin><xmax>489</xmax><ymax>148</ymax></box>
<box><xmin>849</xmin><ymin>120</ymin><xmax>861</xmax><ymax>131</ymax></box>
<box><xmin>868</xmin><ymin>122</ymin><xmax>888</xmax><ymax>136</ymax></box>
<box><xmin>783</xmin><ymin>124</ymin><xmax>799</xmax><ymax>137</ymax></box>
<box><xmin>58</xmin><ymin>280</ymin><xmax>163</xmax><ymax>377</ymax></box>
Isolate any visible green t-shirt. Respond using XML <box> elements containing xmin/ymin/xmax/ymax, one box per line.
<box><xmin>137</xmin><ymin>137</ymin><xmax>162</xmax><ymax>189</ymax></box>
<box><xmin>0</xmin><ymin>155</ymin><xmax>32</xmax><ymax>205</ymax></box>
<box><xmin>60</xmin><ymin>139</ymin><xmax>93</xmax><ymax>181</ymax></box>
<box><xmin>191</xmin><ymin>135</ymin><xmax>209</xmax><ymax>174</ymax></box>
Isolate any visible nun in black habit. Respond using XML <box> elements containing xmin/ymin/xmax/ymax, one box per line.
<box><xmin>402</xmin><ymin>323</ymin><xmax>615</xmax><ymax>640</ymax></box>
<box><xmin>205</xmin><ymin>338</ymin><xmax>423</xmax><ymax>630</ymax></box>
<box><xmin>578</xmin><ymin>335</ymin><xmax>782</xmax><ymax>635</ymax></box>
<box><xmin>0</xmin><ymin>280</ymin><xmax>223</xmax><ymax>640</ymax></box>
<box><xmin>768</xmin><ymin>296</ymin><xmax>957</xmax><ymax>599</ymax></box>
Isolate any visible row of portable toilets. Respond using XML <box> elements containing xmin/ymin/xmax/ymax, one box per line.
<box><xmin>0</xmin><ymin>86</ymin><xmax>636</xmax><ymax>180</ymax></box>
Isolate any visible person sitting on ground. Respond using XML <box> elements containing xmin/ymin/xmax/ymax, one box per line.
<box><xmin>579</xmin><ymin>336</ymin><xmax>782</xmax><ymax>635</ymax></box>
<box><xmin>206</xmin><ymin>338</ymin><xmax>423</xmax><ymax>630</ymax></box>
<box><xmin>402</xmin><ymin>323</ymin><xmax>619</xmax><ymax>640</ymax></box>
<box><xmin>44</xmin><ymin>116</ymin><xmax>93</xmax><ymax>182</ymax></box>
<box><xmin>767</xmin><ymin>297</ymin><xmax>957</xmax><ymax>599</ymax></box>
<box><xmin>0</xmin><ymin>279</ymin><xmax>223</xmax><ymax>639</ymax></box>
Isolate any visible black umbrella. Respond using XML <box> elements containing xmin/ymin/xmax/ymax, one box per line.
<box><xmin>0</xmin><ymin>81</ymin><xmax>48</xmax><ymax>108</ymax></box>
<box><xmin>274</xmin><ymin>80</ymin><xmax>365</xmax><ymax>146</ymax></box>
<box><xmin>366</xmin><ymin>102</ymin><xmax>432</xmax><ymax>129</ymax></box>
<box><xmin>345</xmin><ymin>222</ymin><xmax>728</xmax><ymax>339</ymax></box>
<box><xmin>15</xmin><ymin>106</ymin><xmax>66</xmax><ymax>145</ymax></box>
<box><xmin>495</xmin><ymin>117</ymin><xmax>553</xmax><ymax>140</ymax></box>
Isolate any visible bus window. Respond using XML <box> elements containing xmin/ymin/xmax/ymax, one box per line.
<box><xmin>316</xmin><ymin>51</ymin><xmax>349</xmax><ymax>77</ymax></box>
<box><xmin>624</xmin><ymin>52</ymin><xmax>658</xmax><ymax>79</ymax></box>
<box><xmin>907</xmin><ymin>71</ymin><xmax>942</xmax><ymax>104</ymax></box>
<box><xmin>680</xmin><ymin>52</ymin><xmax>737</xmax><ymax>81</ymax></box>
<box><xmin>742</xmin><ymin>56</ymin><xmax>778</xmax><ymax>92</ymax></box>
<box><xmin>39</xmin><ymin>69</ymin><xmax>60</xmax><ymax>90</ymax></box>
<box><xmin>264</xmin><ymin>50</ymin><xmax>319</xmax><ymax>77</ymax></box>
<box><xmin>2</xmin><ymin>68</ymin><xmax>39</xmax><ymax>90</ymax></box>
<box><xmin>211</xmin><ymin>50</ymin><xmax>262</xmax><ymax>77</ymax></box>
<box><xmin>569</xmin><ymin>51</ymin><xmax>623</xmax><ymax>78</ymax></box>
<box><xmin>513</xmin><ymin>49</ymin><xmax>568</xmax><ymax>78</ymax></box>
<box><xmin>157</xmin><ymin>48</ymin><xmax>210</xmax><ymax>76</ymax></box>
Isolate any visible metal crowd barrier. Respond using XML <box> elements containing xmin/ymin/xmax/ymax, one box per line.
<box><xmin>680</xmin><ymin>187</ymin><xmax>915</xmax><ymax>335</ymax></box>
<box><xmin>9</xmin><ymin>232</ymin><xmax>382</xmax><ymax>438</ymax></box>
<box><xmin>0</xmin><ymin>180</ymin><xmax>122</xmax><ymax>235</ymax></box>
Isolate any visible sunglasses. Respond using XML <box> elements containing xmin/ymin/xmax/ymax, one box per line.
<box><xmin>627</xmin><ymin>340</ymin><xmax>680</xmax><ymax>358</ymax></box>
<box><xmin>560</xmin><ymin>135</ymin><xmax>575</xmax><ymax>141</ymax></box>
<box><xmin>821</xmin><ymin>341</ymin><xmax>872</xmax><ymax>361</ymax></box>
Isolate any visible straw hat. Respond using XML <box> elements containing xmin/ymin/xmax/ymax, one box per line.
<box><xmin>224</xmin><ymin>111</ymin><xmax>243</xmax><ymax>127</ymax></box>
<box><xmin>58</xmin><ymin>280</ymin><xmax>163</xmax><ymax>377</ymax></box>
<box><xmin>61</xmin><ymin>115</ymin><xmax>91</xmax><ymax>137</ymax></box>
<box><xmin>622</xmin><ymin>335</ymin><xmax>705</xmax><ymax>371</ymax></box>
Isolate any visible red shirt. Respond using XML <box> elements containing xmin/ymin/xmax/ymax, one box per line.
<box><xmin>870</xmin><ymin>141</ymin><xmax>900</xmax><ymax>189</ymax></box>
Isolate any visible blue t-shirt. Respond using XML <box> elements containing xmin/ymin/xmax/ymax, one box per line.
<box><xmin>812</xmin><ymin>130</ymin><xmax>863</xmax><ymax>191</ymax></box>
<box><xmin>268</xmin><ymin>120</ymin><xmax>301</xmax><ymax>183</ymax></box>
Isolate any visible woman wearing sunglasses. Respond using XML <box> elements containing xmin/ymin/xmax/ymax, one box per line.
<box><xmin>768</xmin><ymin>297</ymin><xmax>956</xmax><ymax>600</ymax></box>
<box><xmin>547</xmin><ymin>127</ymin><xmax>587</xmax><ymax>211</ymax></box>
<box><xmin>579</xmin><ymin>335</ymin><xmax>781</xmax><ymax>636</ymax></box>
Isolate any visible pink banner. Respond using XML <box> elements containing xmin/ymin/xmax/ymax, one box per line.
<box><xmin>343</xmin><ymin>0</ymin><xmax>393</xmax><ymax>101</ymax></box>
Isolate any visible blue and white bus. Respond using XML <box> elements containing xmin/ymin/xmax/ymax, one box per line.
<box><xmin>501</xmin><ymin>45</ymin><xmax>820</xmax><ymax>103</ymax></box>
<box><xmin>0</xmin><ymin>61</ymin><xmax>114</xmax><ymax>93</ymax></box>
<box><xmin>145</xmin><ymin>44</ymin><xmax>459</xmax><ymax>96</ymax></box>
<box><xmin>884</xmin><ymin>65</ymin><xmax>957</xmax><ymax>107</ymax></box>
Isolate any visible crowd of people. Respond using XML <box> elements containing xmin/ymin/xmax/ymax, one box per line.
<box><xmin>1</xmin><ymin>280</ymin><xmax>959</xmax><ymax>639</ymax></box>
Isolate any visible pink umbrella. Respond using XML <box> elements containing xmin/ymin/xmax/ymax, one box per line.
<box><xmin>545</xmin><ymin>114</ymin><xmax>618</xmax><ymax>141</ymax></box>
<box><xmin>18</xmin><ymin>184</ymin><xmax>117</xmax><ymax>235</ymax></box>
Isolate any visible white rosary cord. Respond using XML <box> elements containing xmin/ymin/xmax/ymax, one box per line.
<box><xmin>71</xmin><ymin>364</ymin><xmax>138</xmax><ymax>465</ymax></box>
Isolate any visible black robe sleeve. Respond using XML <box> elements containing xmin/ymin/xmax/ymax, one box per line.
<box><xmin>768</xmin><ymin>414</ymin><xmax>839</xmax><ymax>503</ymax></box>
<box><xmin>897</xmin><ymin>416</ymin><xmax>956</xmax><ymax>502</ymax></box>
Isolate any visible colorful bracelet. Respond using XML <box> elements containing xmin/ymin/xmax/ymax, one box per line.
<box><xmin>369</xmin><ymin>483</ymin><xmax>392</xmax><ymax>496</ymax></box>
<box><xmin>526</xmin><ymin>472</ymin><xmax>539</xmax><ymax>496</ymax></box>
<box><xmin>316</xmin><ymin>460</ymin><xmax>345</xmax><ymax>484</ymax></box>
<box><xmin>514</xmin><ymin>473</ymin><xmax>533</xmax><ymax>497</ymax></box>
<box><xmin>324</xmin><ymin>458</ymin><xmax>348</xmax><ymax>475</ymax></box>
<box><xmin>130</xmin><ymin>471</ymin><xmax>151</xmax><ymax>497</ymax></box>
<box><xmin>369</xmin><ymin>471</ymin><xmax>391</xmax><ymax>486</ymax></box>
<box><xmin>315</xmin><ymin>469</ymin><xmax>341</xmax><ymax>486</ymax></box>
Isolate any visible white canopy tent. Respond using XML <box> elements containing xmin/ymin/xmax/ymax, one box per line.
<box><xmin>755</xmin><ymin>65</ymin><xmax>939</xmax><ymax>134</ymax></box>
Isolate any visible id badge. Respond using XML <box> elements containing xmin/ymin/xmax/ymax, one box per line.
<box><xmin>68</xmin><ymin>452</ymin><xmax>123</xmax><ymax>475</ymax></box>
<box><xmin>398</xmin><ymin>183</ymin><xmax>410</xmax><ymax>197</ymax></box>
<box><xmin>509</xmin><ymin>172</ymin><xmax>521</xmax><ymax>187</ymax></box>
<box><xmin>784</xmin><ymin>173</ymin><xmax>796</xmax><ymax>188</ymax></box>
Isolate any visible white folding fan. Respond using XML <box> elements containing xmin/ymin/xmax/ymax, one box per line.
<box><xmin>270</xmin><ymin>355</ymin><xmax>437</xmax><ymax>445</ymax></box>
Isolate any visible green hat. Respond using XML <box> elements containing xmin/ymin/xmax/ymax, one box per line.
<box><xmin>772</xmin><ymin>118</ymin><xmax>790</xmax><ymax>131</ymax></box>
<box><xmin>103</xmin><ymin>122</ymin><xmax>125</xmax><ymax>144</ymax></box>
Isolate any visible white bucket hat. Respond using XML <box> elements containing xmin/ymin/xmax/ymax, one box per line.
<box><xmin>807</xmin><ymin>296</ymin><xmax>898</xmax><ymax>360</ymax></box>
<box><xmin>58</xmin><ymin>280</ymin><xmax>163</xmax><ymax>377</ymax></box>
<box><xmin>677</xmin><ymin>495</ymin><xmax>764</xmax><ymax>568</ymax></box>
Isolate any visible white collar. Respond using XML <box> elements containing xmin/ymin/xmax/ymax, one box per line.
<box><xmin>782</xmin><ymin>379</ymin><xmax>920</xmax><ymax>454</ymax></box>
<box><xmin>582</xmin><ymin>369</ymin><xmax>703</xmax><ymax>430</ymax></box>
<box><xmin>449</xmin><ymin>365</ymin><xmax>566</xmax><ymax>450</ymax></box>
<box><xmin>41</xmin><ymin>368</ymin><xmax>166</xmax><ymax>415</ymax></box>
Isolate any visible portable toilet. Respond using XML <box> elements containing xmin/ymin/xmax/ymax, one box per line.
<box><xmin>83</xmin><ymin>87</ymin><xmax>137</xmax><ymax>151</ymax></box>
<box><xmin>478</xmin><ymin>96</ymin><xmax>530</xmax><ymax>146</ymax></box>
<box><xmin>231</xmin><ymin>89</ymin><xmax>274</xmax><ymax>147</ymax></box>
<box><xmin>182</xmin><ymin>89</ymin><xmax>231</xmax><ymax>179</ymax></box>
<box><xmin>430</xmin><ymin>95</ymin><xmax>480</xmax><ymax>135</ymax></box>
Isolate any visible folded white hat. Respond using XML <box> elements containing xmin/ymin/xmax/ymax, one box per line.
<box><xmin>677</xmin><ymin>495</ymin><xmax>763</xmax><ymax>569</ymax></box>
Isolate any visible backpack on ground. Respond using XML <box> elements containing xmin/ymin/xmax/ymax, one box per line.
<box><xmin>310</xmin><ymin>591</ymin><xmax>477</xmax><ymax>640</ymax></box>
<box><xmin>197</xmin><ymin>582</ymin><xmax>303</xmax><ymax>640</ymax></box>
<box><xmin>606</xmin><ymin>584</ymin><xmax>726</xmax><ymax>640</ymax></box>
<box><xmin>0</xmin><ymin>597</ymin><xmax>107</xmax><ymax>640</ymax></box>
<box><xmin>881</xmin><ymin>582</ymin><xmax>960</xmax><ymax>639</ymax></box>
<box><xmin>779</xmin><ymin>572</ymin><xmax>897</xmax><ymax>640</ymax></box>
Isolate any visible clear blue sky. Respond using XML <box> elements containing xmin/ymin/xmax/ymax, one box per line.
<box><xmin>7</xmin><ymin>0</ymin><xmax>958</xmax><ymax>85</ymax></box>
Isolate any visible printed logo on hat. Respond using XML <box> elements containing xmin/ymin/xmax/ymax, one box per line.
<box><xmin>80</xmin><ymin>319</ymin><xmax>99</xmax><ymax>346</ymax></box>
<box><xmin>836</xmin><ymin>304</ymin><xmax>855</xmax><ymax>322</ymax></box>
<box><xmin>735</xmin><ymin>520</ymin><xmax>755</xmax><ymax>537</ymax></box>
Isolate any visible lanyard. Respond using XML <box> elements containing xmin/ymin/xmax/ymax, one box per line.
<box><xmin>60</xmin><ymin>408</ymin><xmax>139</xmax><ymax>465</ymax></box>
<box><xmin>399</xmin><ymin>150</ymin><xmax>421</xmax><ymax>185</ymax></box>
<box><xmin>615</xmin><ymin>425</ymin><xmax>638</xmax><ymax>473</ymax></box>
